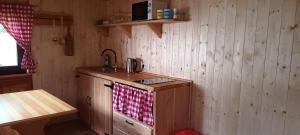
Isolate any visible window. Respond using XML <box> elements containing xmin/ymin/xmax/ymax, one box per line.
<box><xmin>0</xmin><ymin>23</ymin><xmax>25</xmax><ymax>75</ymax></box>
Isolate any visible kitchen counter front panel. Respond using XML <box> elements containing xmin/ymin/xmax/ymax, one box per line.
<box><xmin>77</xmin><ymin>67</ymin><xmax>191</xmax><ymax>91</ymax></box>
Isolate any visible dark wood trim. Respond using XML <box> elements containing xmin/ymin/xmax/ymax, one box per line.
<box><xmin>0</xmin><ymin>0</ymin><xmax>38</xmax><ymax>7</ymax></box>
<box><xmin>0</xmin><ymin>73</ymin><xmax>31</xmax><ymax>80</ymax></box>
<box><xmin>0</xmin><ymin>74</ymin><xmax>33</xmax><ymax>94</ymax></box>
<box><xmin>0</xmin><ymin>0</ymin><xmax>30</xmax><ymax>5</ymax></box>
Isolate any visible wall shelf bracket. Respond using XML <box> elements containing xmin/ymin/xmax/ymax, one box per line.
<box><xmin>118</xmin><ymin>25</ymin><xmax>132</xmax><ymax>38</ymax></box>
<box><xmin>147</xmin><ymin>23</ymin><xmax>163</xmax><ymax>38</ymax></box>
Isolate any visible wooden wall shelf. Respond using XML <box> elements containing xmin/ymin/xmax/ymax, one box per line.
<box><xmin>34</xmin><ymin>12</ymin><xmax>73</xmax><ymax>26</ymax></box>
<box><xmin>0</xmin><ymin>2</ymin><xmax>73</xmax><ymax>26</ymax></box>
<box><xmin>97</xmin><ymin>19</ymin><xmax>186</xmax><ymax>38</ymax></box>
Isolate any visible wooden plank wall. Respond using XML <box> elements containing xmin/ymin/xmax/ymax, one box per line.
<box><xmin>27</xmin><ymin>0</ymin><xmax>104</xmax><ymax>106</ymax></box>
<box><xmin>100</xmin><ymin>0</ymin><xmax>300</xmax><ymax>135</ymax></box>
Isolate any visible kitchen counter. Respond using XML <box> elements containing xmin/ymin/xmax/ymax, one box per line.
<box><xmin>76</xmin><ymin>67</ymin><xmax>192</xmax><ymax>91</ymax></box>
<box><xmin>76</xmin><ymin>67</ymin><xmax>192</xmax><ymax>135</ymax></box>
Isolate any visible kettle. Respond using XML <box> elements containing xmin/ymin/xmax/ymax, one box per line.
<box><xmin>126</xmin><ymin>58</ymin><xmax>144</xmax><ymax>73</ymax></box>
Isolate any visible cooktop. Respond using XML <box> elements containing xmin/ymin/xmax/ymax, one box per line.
<box><xmin>134</xmin><ymin>77</ymin><xmax>175</xmax><ymax>85</ymax></box>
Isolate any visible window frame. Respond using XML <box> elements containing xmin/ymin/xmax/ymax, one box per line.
<box><xmin>0</xmin><ymin>44</ymin><xmax>26</xmax><ymax>75</ymax></box>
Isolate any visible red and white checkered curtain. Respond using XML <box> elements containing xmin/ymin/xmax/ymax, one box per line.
<box><xmin>113</xmin><ymin>83</ymin><xmax>154</xmax><ymax>126</ymax></box>
<box><xmin>0</xmin><ymin>3</ymin><xmax>35</xmax><ymax>74</ymax></box>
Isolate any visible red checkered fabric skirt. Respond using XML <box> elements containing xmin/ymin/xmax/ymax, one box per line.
<box><xmin>113</xmin><ymin>83</ymin><xmax>154</xmax><ymax>126</ymax></box>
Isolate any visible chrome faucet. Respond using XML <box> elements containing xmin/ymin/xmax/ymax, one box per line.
<box><xmin>101</xmin><ymin>49</ymin><xmax>117</xmax><ymax>72</ymax></box>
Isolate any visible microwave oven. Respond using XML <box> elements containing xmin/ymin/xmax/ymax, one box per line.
<box><xmin>132</xmin><ymin>0</ymin><xmax>167</xmax><ymax>21</ymax></box>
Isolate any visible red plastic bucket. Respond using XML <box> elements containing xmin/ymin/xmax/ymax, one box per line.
<box><xmin>175</xmin><ymin>129</ymin><xmax>201</xmax><ymax>135</ymax></box>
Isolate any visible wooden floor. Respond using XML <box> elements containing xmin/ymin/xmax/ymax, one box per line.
<box><xmin>45</xmin><ymin>120</ymin><xmax>97</xmax><ymax>135</ymax></box>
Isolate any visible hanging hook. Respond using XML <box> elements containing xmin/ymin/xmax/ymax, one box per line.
<box><xmin>58</xmin><ymin>15</ymin><xmax>65</xmax><ymax>46</ymax></box>
<box><xmin>52</xmin><ymin>19</ymin><xmax>58</xmax><ymax>42</ymax></box>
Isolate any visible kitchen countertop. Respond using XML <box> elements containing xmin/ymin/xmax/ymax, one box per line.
<box><xmin>77</xmin><ymin>67</ymin><xmax>192</xmax><ymax>91</ymax></box>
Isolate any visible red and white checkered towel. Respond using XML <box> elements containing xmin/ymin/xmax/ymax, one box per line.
<box><xmin>113</xmin><ymin>83</ymin><xmax>154</xmax><ymax>126</ymax></box>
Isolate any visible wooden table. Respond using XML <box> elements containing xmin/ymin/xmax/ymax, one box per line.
<box><xmin>0</xmin><ymin>90</ymin><xmax>77</xmax><ymax>135</ymax></box>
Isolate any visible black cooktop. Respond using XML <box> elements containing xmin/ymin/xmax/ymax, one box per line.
<box><xmin>134</xmin><ymin>77</ymin><xmax>175</xmax><ymax>85</ymax></box>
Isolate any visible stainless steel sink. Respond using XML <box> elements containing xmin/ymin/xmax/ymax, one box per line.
<box><xmin>97</xmin><ymin>66</ymin><xmax>116</xmax><ymax>73</ymax></box>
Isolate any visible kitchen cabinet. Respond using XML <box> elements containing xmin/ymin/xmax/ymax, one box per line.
<box><xmin>77</xmin><ymin>73</ymin><xmax>93</xmax><ymax>126</ymax></box>
<box><xmin>112</xmin><ymin>85</ymin><xmax>191</xmax><ymax>135</ymax></box>
<box><xmin>92</xmin><ymin>77</ymin><xmax>113</xmax><ymax>135</ymax></box>
<box><xmin>77</xmin><ymin>67</ymin><xmax>192</xmax><ymax>135</ymax></box>
<box><xmin>113</xmin><ymin>111</ymin><xmax>152</xmax><ymax>135</ymax></box>
<box><xmin>77</xmin><ymin>73</ymin><xmax>113</xmax><ymax>135</ymax></box>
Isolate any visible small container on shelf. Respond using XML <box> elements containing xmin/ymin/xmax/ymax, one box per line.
<box><xmin>163</xmin><ymin>8</ymin><xmax>173</xmax><ymax>19</ymax></box>
<box><xmin>173</xmin><ymin>8</ymin><xmax>186</xmax><ymax>20</ymax></box>
<box><xmin>173</xmin><ymin>8</ymin><xmax>178</xmax><ymax>19</ymax></box>
<box><xmin>102</xmin><ymin>20</ymin><xmax>110</xmax><ymax>25</ymax></box>
<box><xmin>157</xmin><ymin>9</ymin><xmax>164</xmax><ymax>19</ymax></box>
<box><xmin>96</xmin><ymin>19</ymin><xmax>103</xmax><ymax>25</ymax></box>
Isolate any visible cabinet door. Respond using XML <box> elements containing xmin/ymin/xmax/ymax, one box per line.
<box><xmin>92</xmin><ymin>77</ymin><xmax>113</xmax><ymax>135</ymax></box>
<box><xmin>77</xmin><ymin>73</ymin><xmax>94</xmax><ymax>126</ymax></box>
